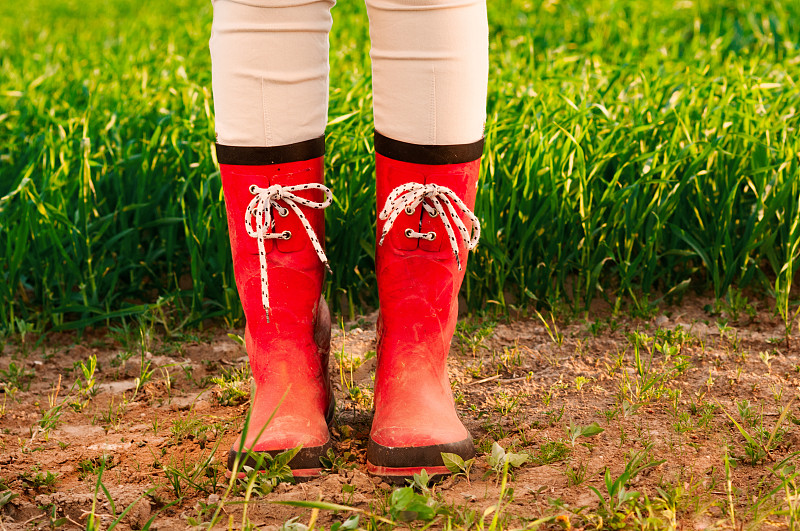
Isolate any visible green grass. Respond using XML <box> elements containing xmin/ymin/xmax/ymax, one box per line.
<box><xmin>1</xmin><ymin>0</ymin><xmax>799</xmax><ymax>333</ymax></box>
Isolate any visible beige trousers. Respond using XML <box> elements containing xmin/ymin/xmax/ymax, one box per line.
<box><xmin>210</xmin><ymin>0</ymin><xmax>488</xmax><ymax>147</ymax></box>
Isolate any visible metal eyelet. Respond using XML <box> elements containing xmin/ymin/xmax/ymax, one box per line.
<box><xmin>405</xmin><ymin>207</ymin><xmax>415</xmax><ymax>215</ymax></box>
<box><xmin>404</xmin><ymin>228</ymin><xmax>413</xmax><ymax>238</ymax></box>
<box><xmin>427</xmin><ymin>232</ymin><xmax>437</xmax><ymax>241</ymax></box>
<box><xmin>248</xmin><ymin>184</ymin><xmax>257</xmax><ymax>194</ymax></box>
<box><xmin>282</xmin><ymin>230</ymin><xmax>292</xmax><ymax>240</ymax></box>
<box><xmin>428</xmin><ymin>209</ymin><xmax>439</xmax><ymax>218</ymax></box>
<box><xmin>277</xmin><ymin>208</ymin><xmax>289</xmax><ymax>218</ymax></box>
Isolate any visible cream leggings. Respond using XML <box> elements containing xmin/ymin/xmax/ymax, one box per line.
<box><xmin>210</xmin><ymin>0</ymin><xmax>488</xmax><ymax>148</ymax></box>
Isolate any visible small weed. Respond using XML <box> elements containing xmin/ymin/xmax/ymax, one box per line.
<box><xmin>759</xmin><ymin>350</ymin><xmax>778</xmax><ymax>372</ymax></box>
<box><xmin>620</xmin><ymin>331</ymin><xmax>679</xmax><ymax>403</ymax></box>
<box><xmin>455</xmin><ymin>318</ymin><xmax>496</xmax><ymax>357</ymax></box>
<box><xmin>19</xmin><ymin>467</ymin><xmax>58</xmax><ymax>493</ymax></box>
<box><xmin>70</xmin><ymin>354</ymin><xmax>99</xmax><ymax>411</ymax></box>
<box><xmin>171</xmin><ymin>416</ymin><xmax>228</xmax><ymax>447</ymax></box>
<box><xmin>737</xmin><ymin>399</ymin><xmax>758</xmax><ymax>428</ymax></box>
<box><xmin>38</xmin><ymin>502</ymin><xmax>68</xmax><ymax>529</ymax></box>
<box><xmin>496</xmin><ymin>343</ymin><xmax>523</xmax><ymax>370</ymax></box>
<box><xmin>334</xmin><ymin>349</ymin><xmax>364</xmax><ymax>373</ymax></box>
<box><xmin>36</xmin><ymin>376</ymin><xmax>67</xmax><ymax>440</ymax></box>
<box><xmin>181</xmin><ymin>363</ymin><xmax>213</xmax><ymax>388</ymax></box>
<box><xmin>717</xmin><ymin>287</ymin><xmax>756</xmax><ymax>323</ymax></box>
<box><xmin>535</xmin><ymin>310</ymin><xmax>564</xmax><ymax>347</ymax></box>
<box><xmin>0</xmin><ymin>362</ymin><xmax>34</xmax><ymax>391</ymax></box>
<box><xmin>589</xmin><ymin>443</ymin><xmax>665</xmax><ymax>528</ymax></box>
<box><xmin>78</xmin><ymin>455</ymin><xmax>115</xmax><ymax>480</ymax></box>
<box><xmin>85</xmin><ymin>463</ymin><xmax>163</xmax><ymax>531</ymax></box>
<box><xmin>650</xmin><ymin>480</ymin><xmax>712</xmax><ymax>528</ymax></box>
<box><xmin>487</xmin><ymin>442</ymin><xmax>530</xmax><ymax>477</ymax></box>
<box><xmin>441</xmin><ymin>452</ymin><xmax>476</xmax><ymax>482</ymax></box>
<box><xmin>0</xmin><ymin>489</ymin><xmax>18</xmax><ymax>510</ymax></box>
<box><xmin>493</xmin><ymin>391</ymin><xmax>523</xmax><ymax>416</ymax></box>
<box><xmin>96</xmin><ymin>395</ymin><xmax>126</xmax><ymax>432</ymax></box>
<box><xmin>187</xmin><ymin>498</ymin><xmax>222</xmax><ymax>527</ymax></box>
<box><xmin>210</xmin><ymin>363</ymin><xmax>251</xmax><ymax>406</ymax></box>
<box><xmin>603</xmin><ymin>408</ymin><xmax>619</xmax><ymax>423</ymax></box>
<box><xmin>574</xmin><ymin>376</ymin><xmax>591</xmax><ymax>391</ymax></box>
<box><xmin>387</xmin><ymin>484</ymin><xmax>440</xmax><ymax>522</ymax></box>
<box><xmin>621</xmin><ymin>400</ymin><xmax>641</xmax><ymax>418</ymax></box>
<box><xmin>130</xmin><ymin>323</ymin><xmax>156</xmax><ymax>401</ymax></box>
<box><xmin>717</xmin><ymin>398</ymin><xmax>794</xmax><ymax>465</ymax></box>
<box><xmin>319</xmin><ymin>447</ymin><xmax>357</xmax><ymax>473</ymax></box>
<box><xmin>564</xmin><ymin>461</ymin><xmax>588</xmax><ymax>486</ymax></box>
<box><xmin>672</xmin><ymin>401</ymin><xmax>716</xmax><ymax>433</ymax></box>
<box><xmin>566</xmin><ymin>421</ymin><xmax>605</xmax><ymax>446</ymax></box>
<box><xmin>589</xmin><ymin>317</ymin><xmax>613</xmax><ymax>336</ymax></box>
<box><xmin>163</xmin><ymin>450</ymin><xmax>225</xmax><ymax>499</ymax></box>
<box><xmin>230</xmin><ymin>446</ymin><xmax>300</xmax><ymax>498</ymax></box>
<box><xmin>532</xmin><ymin>439</ymin><xmax>570</xmax><ymax>465</ymax></box>
<box><xmin>544</xmin><ymin>405</ymin><xmax>566</xmax><ymax>426</ymax></box>
<box><xmin>541</xmin><ymin>390</ymin><xmax>553</xmax><ymax>407</ymax></box>
<box><xmin>110</xmin><ymin>349</ymin><xmax>135</xmax><ymax>369</ymax></box>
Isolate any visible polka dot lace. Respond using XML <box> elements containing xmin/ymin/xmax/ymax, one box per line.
<box><xmin>244</xmin><ymin>183</ymin><xmax>333</xmax><ymax>322</ymax></box>
<box><xmin>378</xmin><ymin>183</ymin><xmax>480</xmax><ymax>270</ymax></box>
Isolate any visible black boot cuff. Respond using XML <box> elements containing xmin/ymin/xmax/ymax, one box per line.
<box><xmin>216</xmin><ymin>136</ymin><xmax>325</xmax><ymax>165</ymax></box>
<box><xmin>374</xmin><ymin>131</ymin><xmax>484</xmax><ymax>165</ymax></box>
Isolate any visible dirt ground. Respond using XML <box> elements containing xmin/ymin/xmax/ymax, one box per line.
<box><xmin>1</xmin><ymin>294</ymin><xmax>799</xmax><ymax>530</ymax></box>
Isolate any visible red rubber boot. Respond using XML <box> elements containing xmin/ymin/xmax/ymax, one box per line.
<box><xmin>218</xmin><ymin>137</ymin><xmax>335</xmax><ymax>478</ymax></box>
<box><xmin>367</xmin><ymin>132</ymin><xmax>484</xmax><ymax>480</ymax></box>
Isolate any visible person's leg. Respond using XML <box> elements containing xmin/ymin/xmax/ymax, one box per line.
<box><xmin>211</xmin><ymin>0</ymin><xmax>333</xmax><ymax>147</ymax></box>
<box><xmin>210</xmin><ymin>0</ymin><xmax>336</xmax><ymax>477</ymax></box>
<box><xmin>366</xmin><ymin>0</ymin><xmax>488</xmax><ymax>146</ymax></box>
<box><xmin>364</xmin><ymin>0</ymin><xmax>489</xmax><ymax>480</ymax></box>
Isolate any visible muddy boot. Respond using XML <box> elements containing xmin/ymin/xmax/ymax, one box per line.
<box><xmin>219</xmin><ymin>137</ymin><xmax>335</xmax><ymax>478</ymax></box>
<box><xmin>367</xmin><ymin>131</ymin><xmax>483</xmax><ymax>481</ymax></box>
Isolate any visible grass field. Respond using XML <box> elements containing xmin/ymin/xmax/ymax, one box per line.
<box><xmin>1</xmin><ymin>0</ymin><xmax>799</xmax><ymax>335</ymax></box>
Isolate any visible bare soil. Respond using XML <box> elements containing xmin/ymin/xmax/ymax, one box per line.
<box><xmin>1</xmin><ymin>294</ymin><xmax>799</xmax><ymax>529</ymax></box>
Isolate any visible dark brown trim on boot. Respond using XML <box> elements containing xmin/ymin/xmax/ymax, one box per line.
<box><xmin>366</xmin><ymin>436</ymin><xmax>475</xmax><ymax>469</ymax></box>
<box><xmin>216</xmin><ymin>136</ymin><xmax>325</xmax><ymax>165</ymax></box>
<box><xmin>374</xmin><ymin>131</ymin><xmax>484</xmax><ymax>165</ymax></box>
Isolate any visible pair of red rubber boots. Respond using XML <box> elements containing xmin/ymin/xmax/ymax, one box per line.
<box><xmin>219</xmin><ymin>132</ymin><xmax>483</xmax><ymax>480</ymax></box>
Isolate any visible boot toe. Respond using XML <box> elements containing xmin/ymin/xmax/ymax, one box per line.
<box><xmin>229</xmin><ymin>415</ymin><xmax>332</xmax><ymax>475</ymax></box>
<box><xmin>228</xmin><ymin>436</ymin><xmax>332</xmax><ymax>475</ymax></box>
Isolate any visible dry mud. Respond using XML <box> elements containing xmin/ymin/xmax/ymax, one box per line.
<box><xmin>1</xmin><ymin>294</ymin><xmax>799</xmax><ymax>529</ymax></box>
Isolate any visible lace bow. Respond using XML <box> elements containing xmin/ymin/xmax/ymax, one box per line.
<box><xmin>378</xmin><ymin>182</ymin><xmax>480</xmax><ymax>270</ymax></box>
<box><xmin>245</xmin><ymin>183</ymin><xmax>333</xmax><ymax>321</ymax></box>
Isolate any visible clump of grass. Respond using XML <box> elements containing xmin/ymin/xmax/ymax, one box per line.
<box><xmin>533</xmin><ymin>440</ymin><xmax>570</xmax><ymax>465</ymax></box>
<box><xmin>0</xmin><ymin>362</ymin><xmax>34</xmax><ymax>392</ymax></box>
<box><xmin>210</xmin><ymin>363</ymin><xmax>250</xmax><ymax>406</ymax></box>
<box><xmin>1</xmin><ymin>0</ymin><xmax>799</xmax><ymax>332</ymax></box>
<box><xmin>18</xmin><ymin>467</ymin><xmax>58</xmax><ymax>493</ymax></box>
<box><xmin>717</xmin><ymin>398</ymin><xmax>794</xmax><ymax>465</ymax></box>
<box><xmin>171</xmin><ymin>416</ymin><xmax>228</xmax><ymax>447</ymax></box>
<box><xmin>588</xmin><ymin>444</ymin><xmax>665</xmax><ymax>528</ymax></box>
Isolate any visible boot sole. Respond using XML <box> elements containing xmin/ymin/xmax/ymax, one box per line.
<box><xmin>227</xmin><ymin>465</ymin><xmax>327</xmax><ymax>481</ymax></box>
<box><xmin>366</xmin><ymin>462</ymin><xmax>451</xmax><ymax>485</ymax></box>
<box><xmin>365</xmin><ymin>436</ymin><xmax>475</xmax><ymax>483</ymax></box>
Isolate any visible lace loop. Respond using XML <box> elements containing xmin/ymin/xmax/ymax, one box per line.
<box><xmin>244</xmin><ymin>183</ymin><xmax>333</xmax><ymax>321</ymax></box>
<box><xmin>378</xmin><ymin>183</ymin><xmax>480</xmax><ymax>270</ymax></box>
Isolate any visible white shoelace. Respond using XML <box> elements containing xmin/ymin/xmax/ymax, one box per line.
<box><xmin>378</xmin><ymin>183</ymin><xmax>481</xmax><ymax>270</ymax></box>
<box><xmin>244</xmin><ymin>183</ymin><xmax>333</xmax><ymax>322</ymax></box>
